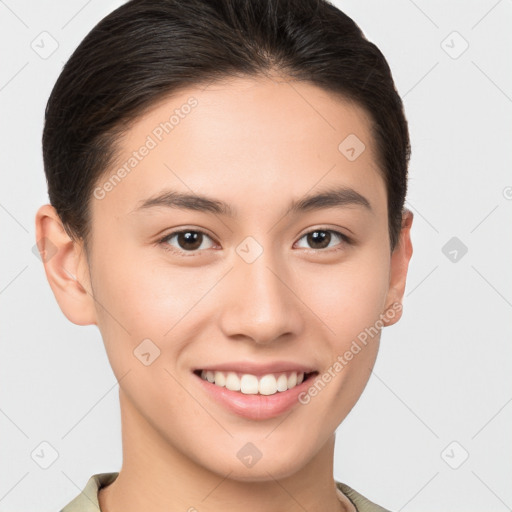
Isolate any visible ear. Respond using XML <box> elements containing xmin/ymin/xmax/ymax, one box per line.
<box><xmin>381</xmin><ymin>208</ymin><xmax>414</xmax><ymax>327</ymax></box>
<box><xmin>34</xmin><ymin>204</ymin><xmax>97</xmax><ymax>326</ymax></box>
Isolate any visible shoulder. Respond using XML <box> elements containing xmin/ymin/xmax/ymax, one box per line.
<box><xmin>336</xmin><ymin>481</ymin><xmax>393</xmax><ymax>512</ymax></box>
<box><xmin>59</xmin><ymin>472</ymin><xmax>119</xmax><ymax>512</ymax></box>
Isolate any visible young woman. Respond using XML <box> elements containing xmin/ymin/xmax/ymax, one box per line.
<box><xmin>36</xmin><ymin>0</ymin><xmax>413</xmax><ymax>510</ymax></box>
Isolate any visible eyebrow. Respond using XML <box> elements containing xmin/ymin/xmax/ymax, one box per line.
<box><xmin>133</xmin><ymin>185</ymin><xmax>373</xmax><ymax>217</ymax></box>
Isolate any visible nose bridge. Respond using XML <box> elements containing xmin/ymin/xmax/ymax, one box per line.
<box><xmin>218</xmin><ymin>236</ymin><xmax>303</xmax><ymax>344</ymax></box>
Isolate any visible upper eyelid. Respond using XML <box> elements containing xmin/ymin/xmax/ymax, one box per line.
<box><xmin>295</xmin><ymin>227</ymin><xmax>350</xmax><ymax>242</ymax></box>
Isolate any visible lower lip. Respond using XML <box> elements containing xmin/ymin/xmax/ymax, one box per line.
<box><xmin>194</xmin><ymin>372</ymin><xmax>316</xmax><ymax>421</ymax></box>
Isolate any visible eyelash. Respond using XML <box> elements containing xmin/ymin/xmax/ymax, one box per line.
<box><xmin>157</xmin><ymin>227</ymin><xmax>352</xmax><ymax>256</ymax></box>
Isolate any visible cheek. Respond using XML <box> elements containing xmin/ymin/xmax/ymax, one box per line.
<box><xmin>89</xmin><ymin>241</ymin><xmax>218</xmax><ymax>367</ymax></box>
<box><xmin>299</xmin><ymin>249</ymin><xmax>390</xmax><ymax>346</ymax></box>
<box><xmin>296</xmin><ymin>258</ymin><xmax>389</xmax><ymax>433</ymax></box>
<box><xmin>90</xmin><ymin>238</ymin><xmax>175</xmax><ymax>329</ymax></box>
<box><xmin>89</xmin><ymin>249</ymin><xmax>211</xmax><ymax>426</ymax></box>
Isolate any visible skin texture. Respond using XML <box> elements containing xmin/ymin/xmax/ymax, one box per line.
<box><xmin>36</xmin><ymin>75</ymin><xmax>413</xmax><ymax>512</ymax></box>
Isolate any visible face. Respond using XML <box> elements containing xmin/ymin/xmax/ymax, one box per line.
<box><xmin>44</xmin><ymin>75</ymin><xmax>412</xmax><ymax>481</ymax></box>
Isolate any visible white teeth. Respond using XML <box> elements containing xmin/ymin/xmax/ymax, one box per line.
<box><xmin>258</xmin><ymin>374</ymin><xmax>277</xmax><ymax>395</ymax></box>
<box><xmin>199</xmin><ymin>370</ymin><xmax>306</xmax><ymax>395</ymax></box>
<box><xmin>240</xmin><ymin>374</ymin><xmax>259</xmax><ymax>394</ymax></box>
<box><xmin>276</xmin><ymin>374</ymin><xmax>288</xmax><ymax>392</ymax></box>
<box><xmin>288</xmin><ymin>372</ymin><xmax>297</xmax><ymax>388</ymax></box>
<box><xmin>214</xmin><ymin>371</ymin><xmax>226</xmax><ymax>387</ymax></box>
<box><xmin>225</xmin><ymin>372</ymin><xmax>241</xmax><ymax>391</ymax></box>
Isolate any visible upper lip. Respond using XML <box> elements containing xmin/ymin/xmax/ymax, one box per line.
<box><xmin>194</xmin><ymin>361</ymin><xmax>317</xmax><ymax>376</ymax></box>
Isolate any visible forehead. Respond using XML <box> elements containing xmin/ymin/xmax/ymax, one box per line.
<box><xmin>92</xmin><ymin>75</ymin><xmax>386</xmax><ymax>220</ymax></box>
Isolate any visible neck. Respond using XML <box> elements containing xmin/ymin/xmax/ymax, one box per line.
<box><xmin>98</xmin><ymin>389</ymin><xmax>355</xmax><ymax>512</ymax></box>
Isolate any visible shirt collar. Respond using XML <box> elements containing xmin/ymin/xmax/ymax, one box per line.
<box><xmin>60</xmin><ymin>472</ymin><xmax>119</xmax><ymax>512</ymax></box>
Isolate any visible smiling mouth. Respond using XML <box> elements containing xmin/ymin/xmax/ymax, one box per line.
<box><xmin>193</xmin><ymin>369</ymin><xmax>318</xmax><ymax>395</ymax></box>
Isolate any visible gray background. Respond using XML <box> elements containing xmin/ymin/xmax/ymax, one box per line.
<box><xmin>0</xmin><ymin>1</ymin><xmax>511</xmax><ymax>510</ymax></box>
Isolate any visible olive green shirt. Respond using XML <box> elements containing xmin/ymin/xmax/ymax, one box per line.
<box><xmin>59</xmin><ymin>472</ymin><xmax>392</xmax><ymax>512</ymax></box>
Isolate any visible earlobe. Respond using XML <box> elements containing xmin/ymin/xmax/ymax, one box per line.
<box><xmin>34</xmin><ymin>204</ymin><xmax>97</xmax><ymax>326</ymax></box>
<box><xmin>382</xmin><ymin>208</ymin><xmax>414</xmax><ymax>327</ymax></box>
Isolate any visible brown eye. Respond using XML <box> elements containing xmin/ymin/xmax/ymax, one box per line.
<box><xmin>177</xmin><ymin>231</ymin><xmax>202</xmax><ymax>250</ymax></box>
<box><xmin>295</xmin><ymin>229</ymin><xmax>349</xmax><ymax>251</ymax></box>
<box><xmin>307</xmin><ymin>230</ymin><xmax>331</xmax><ymax>249</ymax></box>
<box><xmin>161</xmin><ymin>230</ymin><xmax>215</xmax><ymax>253</ymax></box>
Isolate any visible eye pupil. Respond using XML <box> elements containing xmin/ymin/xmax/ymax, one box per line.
<box><xmin>308</xmin><ymin>230</ymin><xmax>330</xmax><ymax>249</ymax></box>
<box><xmin>178</xmin><ymin>231</ymin><xmax>202</xmax><ymax>250</ymax></box>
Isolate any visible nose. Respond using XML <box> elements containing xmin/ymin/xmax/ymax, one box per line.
<box><xmin>217</xmin><ymin>244</ymin><xmax>305</xmax><ymax>345</ymax></box>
